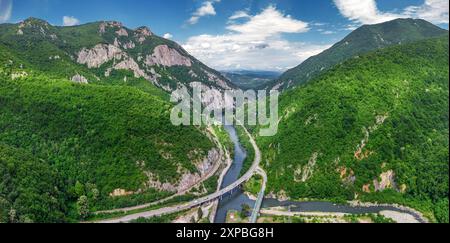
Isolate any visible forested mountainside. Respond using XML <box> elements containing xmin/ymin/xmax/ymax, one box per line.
<box><xmin>256</xmin><ymin>36</ymin><xmax>449</xmax><ymax>222</ymax></box>
<box><xmin>270</xmin><ymin>18</ymin><xmax>449</xmax><ymax>91</ymax></box>
<box><xmin>0</xmin><ymin>73</ymin><xmax>221</xmax><ymax>222</ymax></box>
<box><xmin>0</xmin><ymin>18</ymin><xmax>229</xmax><ymax>223</ymax></box>
<box><xmin>0</xmin><ymin>17</ymin><xmax>234</xmax><ymax>93</ymax></box>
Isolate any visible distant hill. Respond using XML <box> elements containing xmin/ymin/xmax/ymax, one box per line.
<box><xmin>257</xmin><ymin>36</ymin><xmax>449</xmax><ymax>222</ymax></box>
<box><xmin>222</xmin><ymin>70</ymin><xmax>281</xmax><ymax>90</ymax></box>
<box><xmin>269</xmin><ymin>18</ymin><xmax>449</xmax><ymax>91</ymax></box>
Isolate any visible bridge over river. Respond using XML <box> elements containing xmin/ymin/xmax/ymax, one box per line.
<box><xmin>98</xmin><ymin>126</ymin><xmax>264</xmax><ymax>223</ymax></box>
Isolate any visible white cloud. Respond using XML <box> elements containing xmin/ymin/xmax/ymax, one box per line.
<box><xmin>333</xmin><ymin>0</ymin><xmax>403</xmax><ymax>25</ymax></box>
<box><xmin>63</xmin><ymin>16</ymin><xmax>80</xmax><ymax>26</ymax></box>
<box><xmin>163</xmin><ymin>33</ymin><xmax>173</xmax><ymax>39</ymax></box>
<box><xmin>404</xmin><ymin>0</ymin><xmax>449</xmax><ymax>24</ymax></box>
<box><xmin>226</xmin><ymin>6</ymin><xmax>309</xmax><ymax>40</ymax></box>
<box><xmin>321</xmin><ymin>30</ymin><xmax>336</xmax><ymax>35</ymax></box>
<box><xmin>183</xmin><ymin>6</ymin><xmax>331</xmax><ymax>71</ymax></box>
<box><xmin>188</xmin><ymin>0</ymin><xmax>220</xmax><ymax>25</ymax></box>
<box><xmin>229</xmin><ymin>11</ymin><xmax>250</xmax><ymax>20</ymax></box>
<box><xmin>334</xmin><ymin>0</ymin><xmax>449</xmax><ymax>25</ymax></box>
<box><xmin>0</xmin><ymin>0</ymin><xmax>13</xmax><ymax>23</ymax></box>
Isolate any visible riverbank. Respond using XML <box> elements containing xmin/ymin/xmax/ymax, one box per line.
<box><xmin>253</xmin><ymin>199</ymin><xmax>429</xmax><ymax>223</ymax></box>
<box><xmin>260</xmin><ymin>206</ymin><xmax>420</xmax><ymax>223</ymax></box>
<box><xmin>208</xmin><ymin>126</ymin><xmax>234</xmax><ymax>223</ymax></box>
<box><xmin>213</xmin><ymin>125</ymin><xmax>250</xmax><ymax>223</ymax></box>
<box><xmin>348</xmin><ymin>201</ymin><xmax>428</xmax><ymax>223</ymax></box>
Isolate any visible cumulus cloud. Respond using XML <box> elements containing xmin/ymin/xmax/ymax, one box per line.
<box><xmin>163</xmin><ymin>33</ymin><xmax>173</xmax><ymax>39</ymax></box>
<box><xmin>188</xmin><ymin>0</ymin><xmax>220</xmax><ymax>25</ymax></box>
<box><xmin>404</xmin><ymin>0</ymin><xmax>449</xmax><ymax>24</ymax></box>
<box><xmin>183</xmin><ymin>6</ymin><xmax>331</xmax><ymax>71</ymax></box>
<box><xmin>333</xmin><ymin>0</ymin><xmax>403</xmax><ymax>25</ymax></box>
<box><xmin>0</xmin><ymin>0</ymin><xmax>13</xmax><ymax>23</ymax></box>
<box><xmin>334</xmin><ymin>0</ymin><xmax>449</xmax><ymax>25</ymax></box>
<box><xmin>63</xmin><ymin>16</ymin><xmax>80</xmax><ymax>26</ymax></box>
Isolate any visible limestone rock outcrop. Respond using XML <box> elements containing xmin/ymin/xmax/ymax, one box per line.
<box><xmin>145</xmin><ymin>45</ymin><xmax>192</xmax><ymax>67</ymax></box>
<box><xmin>77</xmin><ymin>44</ymin><xmax>124</xmax><ymax>68</ymax></box>
<box><xmin>71</xmin><ymin>74</ymin><xmax>89</xmax><ymax>84</ymax></box>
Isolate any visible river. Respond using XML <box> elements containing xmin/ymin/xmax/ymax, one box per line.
<box><xmin>214</xmin><ymin>126</ymin><xmax>426</xmax><ymax>223</ymax></box>
<box><xmin>214</xmin><ymin>125</ymin><xmax>251</xmax><ymax>223</ymax></box>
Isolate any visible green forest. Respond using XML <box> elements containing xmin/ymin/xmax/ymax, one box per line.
<box><xmin>257</xmin><ymin>36</ymin><xmax>449</xmax><ymax>222</ymax></box>
<box><xmin>0</xmin><ymin>15</ymin><xmax>448</xmax><ymax>224</ymax></box>
<box><xmin>0</xmin><ymin>74</ymin><xmax>214</xmax><ymax>222</ymax></box>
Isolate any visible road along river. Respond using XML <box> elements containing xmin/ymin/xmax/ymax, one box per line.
<box><xmin>97</xmin><ymin>125</ymin><xmax>427</xmax><ymax>223</ymax></box>
<box><xmin>214</xmin><ymin>125</ymin><xmax>250</xmax><ymax>223</ymax></box>
<box><xmin>97</xmin><ymin>125</ymin><xmax>261</xmax><ymax>223</ymax></box>
<box><xmin>214</xmin><ymin>126</ymin><xmax>427</xmax><ymax>224</ymax></box>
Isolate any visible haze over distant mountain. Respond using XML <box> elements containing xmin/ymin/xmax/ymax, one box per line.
<box><xmin>221</xmin><ymin>70</ymin><xmax>281</xmax><ymax>90</ymax></box>
<box><xmin>269</xmin><ymin>18</ymin><xmax>449</xmax><ymax>91</ymax></box>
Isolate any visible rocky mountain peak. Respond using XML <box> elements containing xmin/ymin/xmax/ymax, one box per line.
<box><xmin>134</xmin><ymin>26</ymin><xmax>153</xmax><ymax>43</ymax></box>
<box><xmin>135</xmin><ymin>26</ymin><xmax>153</xmax><ymax>36</ymax></box>
<box><xmin>22</xmin><ymin>17</ymin><xmax>50</xmax><ymax>26</ymax></box>
<box><xmin>99</xmin><ymin>21</ymin><xmax>125</xmax><ymax>34</ymax></box>
<box><xmin>17</xmin><ymin>17</ymin><xmax>55</xmax><ymax>37</ymax></box>
<box><xmin>3</xmin><ymin>17</ymin><xmax>235</xmax><ymax>97</ymax></box>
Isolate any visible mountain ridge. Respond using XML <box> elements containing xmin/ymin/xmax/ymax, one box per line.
<box><xmin>0</xmin><ymin>17</ymin><xmax>236</xmax><ymax>95</ymax></box>
<box><xmin>269</xmin><ymin>18</ymin><xmax>449</xmax><ymax>91</ymax></box>
<box><xmin>257</xmin><ymin>35</ymin><xmax>449</xmax><ymax>222</ymax></box>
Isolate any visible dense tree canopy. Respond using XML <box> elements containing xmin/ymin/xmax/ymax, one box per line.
<box><xmin>257</xmin><ymin>36</ymin><xmax>449</xmax><ymax>222</ymax></box>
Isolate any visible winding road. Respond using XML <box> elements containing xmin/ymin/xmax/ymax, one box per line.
<box><xmin>97</xmin><ymin>126</ymin><xmax>262</xmax><ymax>223</ymax></box>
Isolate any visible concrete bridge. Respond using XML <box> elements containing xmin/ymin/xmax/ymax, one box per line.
<box><xmin>249</xmin><ymin>168</ymin><xmax>267</xmax><ymax>223</ymax></box>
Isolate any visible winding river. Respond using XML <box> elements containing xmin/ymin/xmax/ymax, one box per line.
<box><xmin>214</xmin><ymin>126</ymin><xmax>426</xmax><ymax>223</ymax></box>
<box><xmin>214</xmin><ymin>125</ymin><xmax>250</xmax><ymax>223</ymax></box>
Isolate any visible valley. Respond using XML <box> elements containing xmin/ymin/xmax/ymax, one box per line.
<box><xmin>0</xmin><ymin>11</ymin><xmax>448</xmax><ymax>224</ymax></box>
<box><xmin>221</xmin><ymin>70</ymin><xmax>281</xmax><ymax>90</ymax></box>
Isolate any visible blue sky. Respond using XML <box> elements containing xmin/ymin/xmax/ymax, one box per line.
<box><xmin>1</xmin><ymin>0</ymin><xmax>449</xmax><ymax>71</ymax></box>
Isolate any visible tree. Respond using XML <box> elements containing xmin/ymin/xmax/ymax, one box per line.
<box><xmin>77</xmin><ymin>196</ymin><xmax>89</xmax><ymax>220</ymax></box>
<box><xmin>240</xmin><ymin>204</ymin><xmax>251</xmax><ymax>219</ymax></box>
<box><xmin>91</xmin><ymin>188</ymin><xmax>99</xmax><ymax>202</ymax></box>
<box><xmin>74</xmin><ymin>181</ymin><xmax>85</xmax><ymax>198</ymax></box>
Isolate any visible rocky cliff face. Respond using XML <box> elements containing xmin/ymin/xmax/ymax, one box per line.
<box><xmin>4</xmin><ymin>18</ymin><xmax>235</xmax><ymax>98</ymax></box>
<box><xmin>145</xmin><ymin>45</ymin><xmax>192</xmax><ymax>67</ymax></box>
<box><xmin>77</xmin><ymin>44</ymin><xmax>124</xmax><ymax>68</ymax></box>
<box><xmin>144</xmin><ymin>149</ymin><xmax>221</xmax><ymax>193</ymax></box>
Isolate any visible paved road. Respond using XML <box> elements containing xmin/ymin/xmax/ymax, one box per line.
<box><xmin>97</xmin><ymin>126</ymin><xmax>261</xmax><ymax>223</ymax></box>
<box><xmin>249</xmin><ymin>168</ymin><xmax>267</xmax><ymax>223</ymax></box>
